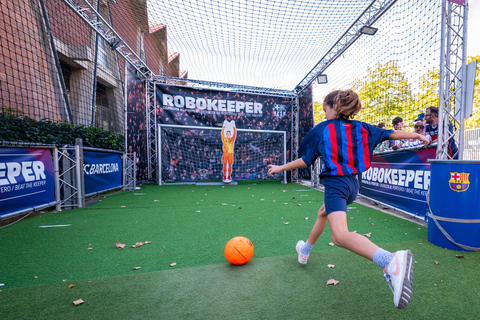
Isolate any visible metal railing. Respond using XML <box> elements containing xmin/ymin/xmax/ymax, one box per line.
<box><xmin>464</xmin><ymin>128</ymin><xmax>480</xmax><ymax>160</ymax></box>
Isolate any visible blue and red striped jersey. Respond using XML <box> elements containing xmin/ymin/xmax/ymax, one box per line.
<box><xmin>298</xmin><ymin>119</ymin><xmax>393</xmax><ymax>176</ymax></box>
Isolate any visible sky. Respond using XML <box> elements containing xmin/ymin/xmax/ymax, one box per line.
<box><xmin>467</xmin><ymin>0</ymin><xmax>480</xmax><ymax>56</ymax></box>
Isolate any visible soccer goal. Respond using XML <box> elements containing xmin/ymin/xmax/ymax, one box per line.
<box><xmin>158</xmin><ymin>124</ymin><xmax>287</xmax><ymax>185</ymax></box>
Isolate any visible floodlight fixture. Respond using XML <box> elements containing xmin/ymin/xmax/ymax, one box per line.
<box><xmin>360</xmin><ymin>26</ymin><xmax>378</xmax><ymax>35</ymax></box>
<box><xmin>317</xmin><ymin>74</ymin><xmax>328</xmax><ymax>84</ymax></box>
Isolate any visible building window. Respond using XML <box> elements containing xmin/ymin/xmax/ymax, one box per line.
<box><xmin>59</xmin><ymin>60</ymin><xmax>73</xmax><ymax>97</ymax></box>
<box><xmin>95</xmin><ymin>82</ymin><xmax>111</xmax><ymax>130</ymax></box>
<box><xmin>137</xmin><ymin>28</ymin><xmax>146</xmax><ymax>62</ymax></box>
<box><xmin>97</xmin><ymin>38</ymin><xmax>110</xmax><ymax>69</ymax></box>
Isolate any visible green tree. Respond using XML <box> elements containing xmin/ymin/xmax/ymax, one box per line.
<box><xmin>351</xmin><ymin>60</ymin><xmax>416</xmax><ymax>129</ymax></box>
<box><xmin>465</xmin><ymin>55</ymin><xmax>480</xmax><ymax>129</ymax></box>
<box><xmin>313</xmin><ymin>101</ymin><xmax>324</xmax><ymax>124</ymax></box>
<box><xmin>415</xmin><ymin>69</ymin><xmax>439</xmax><ymax>111</ymax></box>
<box><xmin>414</xmin><ymin>56</ymin><xmax>479</xmax><ymax>129</ymax></box>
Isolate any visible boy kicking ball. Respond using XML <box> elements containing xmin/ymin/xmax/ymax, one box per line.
<box><xmin>267</xmin><ymin>89</ymin><xmax>428</xmax><ymax>309</ymax></box>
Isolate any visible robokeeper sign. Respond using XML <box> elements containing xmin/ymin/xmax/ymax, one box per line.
<box><xmin>83</xmin><ymin>151</ymin><xmax>122</xmax><ymax>195</ymax></box>
<box><xmin>358</xmin><ymin>148</ymin><xmax>436</xmax><ymax>219</ymax></box>
<box><xmin>0</xmin><ymin>148</ymin><xmax>55</xmax><ymax>217</ymax></box>
<box><xmin>156</xmin><ymin>84</ymin><xmax>293</xmax><ymax>131</ymax></box>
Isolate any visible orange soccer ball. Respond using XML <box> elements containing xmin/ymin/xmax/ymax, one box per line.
<box><xmin>224</xmin><ymin>236</ymin><xmax>254</xmax><ymax>265</ymax></box>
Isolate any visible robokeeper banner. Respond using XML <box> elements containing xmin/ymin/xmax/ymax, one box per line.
<box><xmin>156</xmin><ymin>84</ymin><xmax>293</xmax><ymax>132</ymax></box>
<box><xmin>0</xmin><ymin>148</ymin><xmax>55</xmax><ymax>217</ymax></box>
<box><xmin>83</xmin><ymin>151</ymin><xmax>122</xmax><ymax>195</ymax></box>
<box><xmin>358</xmin><ymin>147</ymin><xmax>436</xmax><ymax>219</ymax></box>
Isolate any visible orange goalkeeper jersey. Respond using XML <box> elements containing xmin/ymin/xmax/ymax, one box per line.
<box><xmin>222</xmin><ymin>127</ymin><xmax>237</xmax><ymax>153</ymax></box>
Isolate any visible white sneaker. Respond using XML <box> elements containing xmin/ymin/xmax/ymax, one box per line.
<box><xmin>383</xmin><ymin>250</ymin><xmax>414</xmax><ymax>309</ymax></box>
<box><xmin>296</xmin><ymin>240</ymin><xmax>309</xmax><ymax>264</ymax></box>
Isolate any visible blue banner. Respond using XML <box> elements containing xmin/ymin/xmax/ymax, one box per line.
<box><xmin>83</xmin><ymin>151</ymin><xmax>122</xmax><ymax>195</ymax></box>
<box><xmin>358</xmin><ymin>147</ymin><xmax>436</xmax><ymax>219</ymax></box>
<box><xmin>0</xmin><ymin>148</ymin><xmax>55</xmax><ymax>217</ymax></box>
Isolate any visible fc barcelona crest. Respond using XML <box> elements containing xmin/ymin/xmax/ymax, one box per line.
<box><xmin>449</xmin><ymin>172</ymin><xmax>470</xmax><ymax>192</ymax></box>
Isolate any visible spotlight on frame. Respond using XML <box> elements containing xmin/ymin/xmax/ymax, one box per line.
<box><xmin>360</xmin><ymin>26</ymin><xmax>378</xmax><ymax>35</ymax></box>
<box><xmin>317</xmin><ymin>74</ymin><xmax>328</xmax><ymax>84</ymax></box>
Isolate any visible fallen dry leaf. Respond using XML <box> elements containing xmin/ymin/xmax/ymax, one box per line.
<box><xmin>304</xmin><ymin>217</ymin><xmax>309</xmax><ymax>220</ymax></box>
<box><xmin>87</xmin><ymin>247</ymin><xmax>93</xmax><ymax>250</ymax></box>
<box><xmin>251</xmin><ymin>195</ymin><xmax>255</xmax><ymax>197</ymax></box>
<box><xmin>222</xmin><ymin>203</ymin><xmax>227</xmax><ymax>205</ymax></box>
<box><xmin>73</xmin><ymin>299</ymin><xmax>84</xmax><ymax>306</ymax></box>
<box><xmin>434</xmin><ymin>260</ymin><xmax>439</xmax><ymax>265</ymax></box>
<box><xmin>298</xmin><ymin>204</ymin><xmax>301</xmax><ymax>206</ymax></box>
<box><xmin>133</xmin><ymin>267</ymin><xmax>141</xmax><ymax>270</ymax></box>
<box><xmin>455</xmin><ymin>255</ymin><xmax>465</xmax><ymax>258</ymax></box>
<box><xmin>238</xmin><ymin>207</ymin><xmax>242</xmax><ymax>209</ymax></box>
<box><xmin>327</xmin><ymin>264</ymin><xmax>335</xmax><ymax>268</ymax></box>
<box><xmin>292</xmin><ymin>197</ymin><xmax>296</xmax><ymax>200</ymax></box>
<box><xmin>326</xmin><ymin>279</ymin><xmax>339</xmax><ymax>285</ymax></box>
<box><xmin>328</xmin><ymin>242</ymin><xmax>335</xmax><ymax>246</ymax></box>
<box><xmin>283</xmin><ymin>222</ymin><xmax>289</xmax><ymax>225</ymax></box>
<box><xmin>116</xmin><ymin>239</ymin><xmax>126</xmax><ymax>249</ymax></box>
<box><xmin>370</xmin><ymin>222</ymin><xmax>374</xmax><ymax>225</ymax></box>
<box><xmin>121</xmin><ymin>206</ymin><xmax>126</xmax><ymax>208</ymax></box>
<box><xmin>170</xmin><ymin>263</ymin><xmax>177</xmax><ymax>267</ymax></box>
<box><xmin>144</xmin><ymin>241</ymin><xmax>151</xmax><ymax>244</ymax></box>
<box><xmin>282</xmin><ymin>190</ymin><xmax>286</xmax><ymax>192</ymax></box>
<box><xmin>283</xmin><ymin>203</ymin><xmax>288</xmax><ymax>205</ymax></box>
<box><xmin>153</xmin><ymin>200</ymin><xmax>159</xmax><ymax>202</ymax></box>
<box><xmin>68</xmin><ymin>284</ymin><xmax>75</xmax><ymax>288</ymax></box>
<box><xmin>363</xmin><ymin>233</ymin><xmax>371</xmax><ymax>237</ymax></box>
<box><xmin>132</xmin><ymin>242</ymin><xmax>144</xmax><ymax>248</ymax></box>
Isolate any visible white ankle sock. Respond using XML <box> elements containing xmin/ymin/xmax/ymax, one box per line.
<box><xmin>373</xmin><ymin>248</ymin><xmax>393</xmax><ymax>269</ymax></box>
<box><xmin>301</xmin><ymin>241</ymin><xmax>314</xmax><ymax>255</ymax></box>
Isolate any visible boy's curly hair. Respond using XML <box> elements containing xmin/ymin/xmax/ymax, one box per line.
<box><xmin>333</xmin><ymin>89</ymin><xmax>362</xmax><ymax>120</ymax></box>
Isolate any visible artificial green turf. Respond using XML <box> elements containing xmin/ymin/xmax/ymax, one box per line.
<box><xmin>1</xmin><ymin>181</ymin><xmax>478</xmax><ymax>319</ymax></box>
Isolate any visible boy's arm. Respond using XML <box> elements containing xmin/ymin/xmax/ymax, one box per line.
<box><xmin>389</xmin><ymin>130</ymin><xmax>430</xmax><ymax>145</ymax></box>
<box><xmin>267</xmin><ymin>158</ymin><xmax>307</xmax><ymax>176</ymax></box>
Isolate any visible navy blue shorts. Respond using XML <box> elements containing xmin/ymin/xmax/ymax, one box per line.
<box><xmin>322</xmin><ymin>175</ymin><xmax>359</xmax><ymax>215</ymax></box>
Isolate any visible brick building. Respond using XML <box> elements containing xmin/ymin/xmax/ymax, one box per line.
<box><xmin>0</xmin><ymin>0</ymin><xmax>186</xmax><ymax>134</ymax></box>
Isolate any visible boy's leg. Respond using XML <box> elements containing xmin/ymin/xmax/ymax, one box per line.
<box><xmin>326</xmin><ymin>210</ymin><xmax>378</xmax><ymax>260</ymax></box>
<box><xmin>328</xmin><ymin>210</ymin><xmax>414</xmax><ymax>309</ymax></box>
<box><xmin>307</xmin><ymin>204</ymin><xmax>327</xmax><ymax>245</ymax></box>
<box><xmin>296</xmin><ymin>204</ymin><xmax>327</xmax><ymax>264</ymax></box>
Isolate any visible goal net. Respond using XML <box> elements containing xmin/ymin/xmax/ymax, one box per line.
<box><xmin>158</xmin><ymin>124</ymin><xmax>287</xmax><ymax>185</ymax></box>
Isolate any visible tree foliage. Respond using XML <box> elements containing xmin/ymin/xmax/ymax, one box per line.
<box><xmin>465</xmin><ymin>55</ymin><xmax>480</xmax><ymax>130</ymax></box>
<box><xmin>314</xmin><ymin>57</ymin><xmax>479</xmax><ymax>130</ymax></box>
<box><xmin>351</xmin><ymin>60</ymin><xmax>416</xmax><ymax>129</ymax></box>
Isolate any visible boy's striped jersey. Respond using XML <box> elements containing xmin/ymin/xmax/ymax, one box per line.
<box><xmin>299</xmin><ymin>119</ymin><xmax>393</xmax><ymax>176</ymax></box>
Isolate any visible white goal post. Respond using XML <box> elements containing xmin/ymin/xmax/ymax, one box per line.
<box><xmin>158</xmin><ymin>124</ymin><xmax>287</xmax><ymax>185</ymax></box>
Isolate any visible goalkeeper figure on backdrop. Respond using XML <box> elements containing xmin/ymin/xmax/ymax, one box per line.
<box><xmin>221</xmin><ymin>120</ymin><xmax>237</xmax><ymax>183</ymax></box>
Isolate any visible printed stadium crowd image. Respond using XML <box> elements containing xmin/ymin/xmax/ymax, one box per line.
<box><xmin>161</xmin><ymin>128</ymin><xmax>285</xmax><ymax>182</ymax></box>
